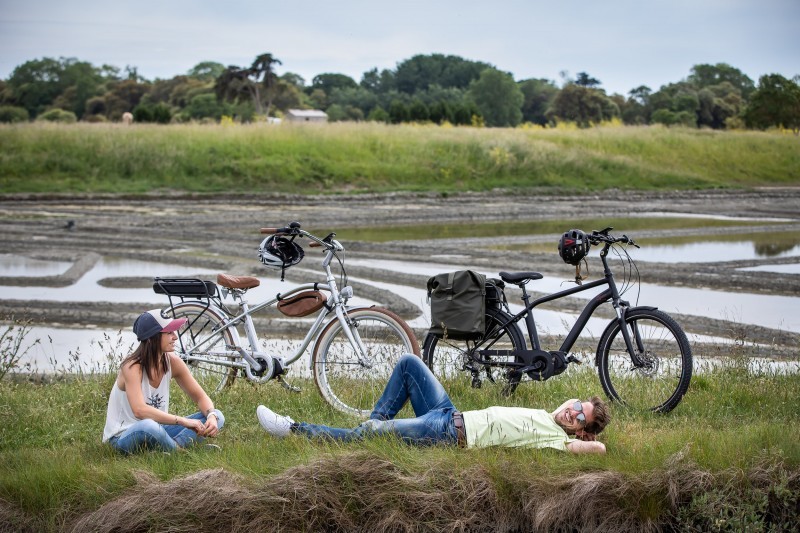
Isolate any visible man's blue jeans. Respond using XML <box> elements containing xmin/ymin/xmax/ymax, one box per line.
<box><xmin>294</xmin><ymin>354</ymin><xmax>459</xmax><ymax>445</ymax></box>
<box><xmin>108</xmin><ymin>409</ymin><xmax>225</xmax><ymax>454</ymax></box>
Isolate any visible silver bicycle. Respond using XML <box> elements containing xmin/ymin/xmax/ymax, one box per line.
<box><xmin>153</xmin><ymin>222</ymin><xmax>420</xmax><ymax>416</ymax></box>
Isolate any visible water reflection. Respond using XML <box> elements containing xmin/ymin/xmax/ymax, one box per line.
<box><xmin>612</xmin><ymin>240</ymin><xmax>800</xmax><ymax>263</ymax></box>
<box><xmin>0</xmin><ymin>254</ymin><xmax>73</xmax><ymax>276</ymax></box>
<box><xmin>738</xmin><ymin>264</ymin><xmax>800</xmax><ymax>275</ymax></box>
<box><xmin>496</xmin><ymin>230</ymin><xmax>800</xmax><ymax>263</ymax></box>
<box><xmin>0</xmin><ymin>257</ymin><xmax>219</xmax><ymax>303</ymax></box>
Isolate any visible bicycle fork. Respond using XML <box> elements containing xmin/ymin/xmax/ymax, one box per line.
<box><xmin>613</xmin><ymin>305</ymin><xmax>651</xmax><ymax>369</ymax></box>
<box><xmin>333</xmin><ymin>304</ymin><xmax>374</xmax><ymax>369</ymax></box>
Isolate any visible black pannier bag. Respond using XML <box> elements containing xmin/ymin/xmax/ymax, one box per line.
<box><xmin>427</xmin><ymin>270</ymin><xmax>486</xmax><ymax>340</ymax></box>
<box><xmin>484</xmin><ymin>277</ymin><xmax>507</xmax><ymax>309</ymax></box>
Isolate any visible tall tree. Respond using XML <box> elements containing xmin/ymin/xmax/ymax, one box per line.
<box><xmin>394</xmin><ymin>54</ymin><xmax>492</xmax><ymax>94</ymax></box>
<box><xmin>688</xmin><ymin>63</ymin><xmax>755</xmax><ymax>99</ymax></box>
<box><xmin>6</xmin><ymin>57</ymin><xmax>107</xmax><ymax>118</ymax></box>
<box><xmin>628</xmin><ymin>85</ymin><xmax>652</xmax><ymax>105</ymax></box>
<box><xmin>547</xmin><ymin>84</ymin><xmax>619</xmax><ymax>127</ymax></box>
<box><xmin>215</xmin><ymin>53</ymin><xmax>282</xmax><ymax>116</ymax></box>
<box><xmin>310</xmin><ymin>73</ymin><xmax>357</xmax><ymax>95</ymax></box>
<box><xmin>187</xmin><ymin>61</ymin><xmax>226</xmax><ymax>81</ymax></box>
<box><xmin>328</xmin><ymin>86</ymin><xmax>378</xmax><ymax>117</ymax></box>
<box><xmin>744</xmin><ymin>74</ymin><xmax>800</xmax><ymax>132</ymax></box>
<box><xmin>696</xmin><ymin>82</ymin><xmax>743</xmax><ymax>129</ymax></box>
<box><xmin>148</xmin><ymin>75</ymin><xmax>208</xmax><ymax>107</ymax></box>
<box><xmin>360</xmin><ymin>68</ymin><xmax>395</xmax><ymax>93</ymax></box>
<box><xmin>575</xmin><ymin>72</ymin><xmax>601</xmax><ymax>88</ymax></box>
<box><xmin>102</xmin><ymin>79</ymin><xmax>151</xmax><ymax>119</ymax></box>
<box><xmin>281</xmin><ymin>72</ymin><xmax>306</xmax><ymax>90</ymax></box>
<box><xmin>619</xmin><ymin>85</ymin><xmax>652</xmax><ymax>125</ymax></box>
<box><xmin>468</xmin><ymin>69</ymin><xmax>523</xmax><ymax>127</ymax></box>
<box><xmin>518</xmin><ymin>78</ymin><xmax>557</xmax><ymax>125</ymax></box>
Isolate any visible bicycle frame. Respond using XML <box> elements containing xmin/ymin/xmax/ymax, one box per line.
<box><xmin>179</xmin><ymin>282</ymin><xmax>337</xmax><ymax>368</ymax></box>
<box><xmin>485</xmin><ymin>241</ymin><xmax>649</xmax><ymax>368</ymax></box>
<box><xmin>167</xmin><ymin>231</ymin><xmax>376</xmax><ymax>383</ymax></box>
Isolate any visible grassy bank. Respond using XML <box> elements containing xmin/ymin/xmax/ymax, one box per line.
<box><xmin>1</xmin><ymin>122</ymin><xmax>798</xmax><ymax>194</ymax></box>
<box><xmin>1</xmin><ymin>355</ymin><xmax>798</xmax><ymax>531</ymax></box>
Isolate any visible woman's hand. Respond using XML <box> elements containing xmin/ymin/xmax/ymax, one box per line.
<box><xmin>201</xmin><ymin>413</ymin><xmax>220</xmax><ymax>437</ymax></box>
<box><xmin>178</xmin><ymin>416</ymin><xmax>207</xmax><ymax>435</ymax></box>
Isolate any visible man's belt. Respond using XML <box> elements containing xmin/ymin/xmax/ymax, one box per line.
<box><xmin>452</xmin><ymin>411</ymin><xmax>467</xmax><ymax>448</ymax></box>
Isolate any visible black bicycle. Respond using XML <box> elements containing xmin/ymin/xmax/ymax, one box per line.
<box><xmin>422</xmin><ymin>227</ymin><xmax>693</xmax><ymax>413</ymax></box>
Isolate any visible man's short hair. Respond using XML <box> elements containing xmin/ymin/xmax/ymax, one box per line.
<box><xmin>585</xmin><ymin>396</ymin><xmax>610</xmax><ymax>435</ymax></box>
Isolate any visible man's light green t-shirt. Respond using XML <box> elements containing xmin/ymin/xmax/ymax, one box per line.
<box><xmin>461</xmin><ymin>407</ymin><xmax>572</xmax><ymax>451</ymax></box>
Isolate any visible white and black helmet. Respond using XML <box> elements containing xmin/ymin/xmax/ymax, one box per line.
<box><xmin>258</xmin><ymin>235</ymin><xmax>304</xmax><ymax>279</ymax></box>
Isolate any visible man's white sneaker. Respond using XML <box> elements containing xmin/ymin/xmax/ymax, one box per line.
<box><xmin>257</xmin><ymin>405</ymin><xmax>295</xmax><ymax>437</ymax></box>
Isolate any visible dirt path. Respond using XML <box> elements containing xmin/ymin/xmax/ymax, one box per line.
<box><xmin>1</xmin><ymin>188</ymin><xmax>799</xmax><ymax>351</ymax></box>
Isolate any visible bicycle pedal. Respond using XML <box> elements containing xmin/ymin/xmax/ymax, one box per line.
<box><xmin>566</xmin><ymin>355</ymin><xmax>582</xmax><ymax>365</ymax></box>
<box><xmin>277</xmin><ymin>375</ymin><xmax>301</xmax><ymax>393</ymax></box>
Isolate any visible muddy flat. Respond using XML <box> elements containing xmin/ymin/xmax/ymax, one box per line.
<box><xmin>1</xmin><ymin>188</ymin><xmax>799</xmax><ymax>352</ymax></box>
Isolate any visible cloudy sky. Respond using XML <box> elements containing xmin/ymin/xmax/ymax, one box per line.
<box><xmin>1</xmin><ymin>0</ymin><xmax>797</xmax><ymax>95</ymax></box>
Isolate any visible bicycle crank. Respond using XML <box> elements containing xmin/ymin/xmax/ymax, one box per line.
<box><xmin>517</xmin><ymin>349</ymin><xmax>555</xmax><ymax>381</ymax></box>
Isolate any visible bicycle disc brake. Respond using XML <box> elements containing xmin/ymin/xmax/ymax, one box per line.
<box><xmin>632</xmin><ymin>350</ymin><xmax>659</xmax><ymax>376</ymax></box>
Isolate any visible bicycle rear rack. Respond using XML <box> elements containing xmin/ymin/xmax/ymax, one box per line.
<box><xmin>152</xmin><ymin>277</ymin><xmax>232</xmax><ymax>359</ymax></box>
<box><xmin>153</xmin><ymin>277</ymin><xmax>222</xmax><ymax>315</ymax></box>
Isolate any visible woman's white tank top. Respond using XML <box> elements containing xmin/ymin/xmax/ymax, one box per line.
<box><xmin>102</xmin><ymin>364</ymin><xmax>172</xmax><ymax>442</ymax></box>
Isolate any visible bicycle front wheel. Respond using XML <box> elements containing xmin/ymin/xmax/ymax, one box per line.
<box><xmin>422</xmin><ymin>308</ymin><xmax>527</xmax><ymax>396</ymax></box>
<box><xmin>168</xmin><ymin>303</ymin><xmax>238</xmax><ymax>394</ymax></box>
<box><xmin>313</xmin><ymin>307</ymin><xmax>420</xmax><ymax>417</ymax></box>
<box><xmin>597</xmin><ymin>308</ymin><xmax>692</xmax><ymax>413</ymax></box>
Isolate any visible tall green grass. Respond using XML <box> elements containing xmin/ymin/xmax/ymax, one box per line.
<box><xmin>1</xmin><ymin>352</ymin><xmax>798</xmax><ymax>530</ymax></box>
<box><xmin>1</xmin><ymin>122</ymin><xmax>797</xmax><ymax>194</ymax></box>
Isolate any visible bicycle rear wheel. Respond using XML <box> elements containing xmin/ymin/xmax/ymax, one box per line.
<box><xmin>597</xmin><ymin>308</ymin><xmax>692</xmax><ymax>413</ymax></box>
<box><xmin>167</xmin><ymin>303</ymin><xmax>238</xmax><ymax>394</ymax></box>
<box><xmin>422</xmin><ymin>308</ymin><xmax>526</xmax><ymax>396</ymax></box>
<box><xmin>313</xmin><ymin>307</ymin><xmax>420</xmax><ymax>417</ymax></box>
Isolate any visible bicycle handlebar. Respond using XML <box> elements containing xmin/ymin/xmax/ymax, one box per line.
<box><xmin>259</xmin><ymin>222</ymin><xmax>342</xmax><ymax>251</ymax></box>
<box><xmin>260</xmin><ymin>220</ymin><xmax>302</xmax><ymax>235</ymax></box>
<box><xmin>589</xmin><ymin>227</ymin><xmax>640</xmax><ymax>248</ymax></box>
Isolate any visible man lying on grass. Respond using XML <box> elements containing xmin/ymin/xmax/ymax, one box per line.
<box><xmin>258</xmin><ymin>354</ymin><xmax>609</xmax><ymax>454</ymax></box>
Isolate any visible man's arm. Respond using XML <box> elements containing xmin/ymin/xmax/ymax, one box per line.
<box><xmin>566</xmin><ymin>440</ymin><xmax>606</xmax><ymax>454</ymax></box>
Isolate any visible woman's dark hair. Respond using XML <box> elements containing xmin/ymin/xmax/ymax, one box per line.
<box><xmin>122</xmin><ymin>334</ymin><xmax>168</xmax><ymax>382</ymax></box>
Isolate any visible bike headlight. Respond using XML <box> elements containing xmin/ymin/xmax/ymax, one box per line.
<box><xmin>340</xmin><ymin>286</ymin><xmax>354</xmax><ymax>299</ymax></box>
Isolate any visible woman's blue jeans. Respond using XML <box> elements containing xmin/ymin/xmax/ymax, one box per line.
<box><xmin>108</xmin><ymin>409</ymin><xmax>225</xmax><ymax>454</ymax></box>
<box><xmin>294</xmin><ymin>354</ymin><xmax>459</xmax><ymax>445</ymax></box>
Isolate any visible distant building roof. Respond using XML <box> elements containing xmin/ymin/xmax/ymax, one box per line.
<box><xmin>287</xmin><ymin>109</ymin><xmax>328</xmax><ymax>118</ymax></box>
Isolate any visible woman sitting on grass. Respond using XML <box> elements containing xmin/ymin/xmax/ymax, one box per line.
<box><xmin>102</xmin><ymin>310</ymin><xmax>224</xmax><ymax>454</ymax></box>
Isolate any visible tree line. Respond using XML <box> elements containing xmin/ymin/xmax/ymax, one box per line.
<box><xmin>1</xmin><ymin>52</ymin><xmax>798</xmax><ymax>132</ymax></box>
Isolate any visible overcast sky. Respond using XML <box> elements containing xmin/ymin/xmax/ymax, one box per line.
<box><xmin>1</xmin><ymin>0</ymin><xmax>798</xmax><ymax>95</ymax></box>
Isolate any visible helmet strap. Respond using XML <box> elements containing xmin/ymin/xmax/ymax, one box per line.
<box><xmin>574</xmin><ymin>258</ymin><xmax>590</xmax><ymax>285</ymax></box>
